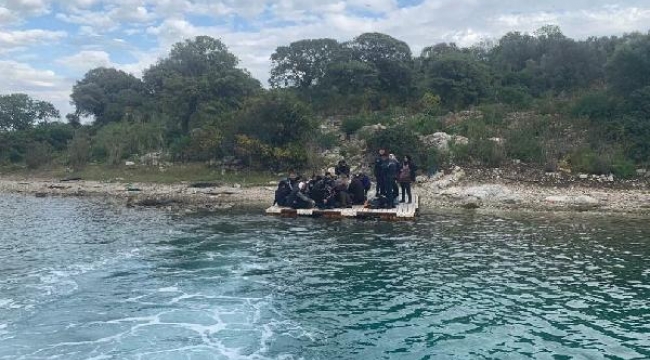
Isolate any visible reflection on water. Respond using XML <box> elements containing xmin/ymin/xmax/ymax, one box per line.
<box><xmin>0</xmin><ymin>194</ymin><xmax>648</xmax><ymax>359</ymax></box>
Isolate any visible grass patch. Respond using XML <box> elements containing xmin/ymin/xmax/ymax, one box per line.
<box><xmin>0</xmin><ymin>164</ymin><xmax>276</xmax><ymax>187</ymax></box>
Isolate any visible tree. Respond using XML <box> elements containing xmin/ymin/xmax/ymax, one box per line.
<box><xmin>71</xmin><ymin>67</ymin><xmax>148</xmax><ymax>126</ymax></box>
<box><xmin>143</xmin><ymin>36</ymin><xmax>261</xmax><ymax>135</ymax></box>
<box><xmin>347</xmin><ymin>32</ymin><xmax>414</xmax><ymax>97</ymax></box>
<box><xmin>606</xmin><ymin>34</ymin><xmax>650</xmax><ymax>96</ymax></box>
<box><xmin>321</xmin><ymin>60</ymin><xmax>379</xmax><ymax>94</ymax></box>
<box><xmin>270</xmin><ymin>38</ymin><xmax>341</xmax><ymax>88</ymax></box>
<box><xmin>422</xmin><ymin>53</ymin><xmax>491</xmax><ymax>109</ymax></box>
<box><xmin>235</xmin><ymin>90</ymin><xmax>315</xmax><ymax>169</ymax></box>
<box><xmin>0</xmin><ymin>93</ymin><xmax>60</xmax><ymax>131</ymax></box>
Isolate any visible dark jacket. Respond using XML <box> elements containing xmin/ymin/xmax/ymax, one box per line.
<box><xmin>348</xmin><ymin>178</ymin><xmax>366</xmax><ymax>205</ymax></box>
<box><xmin>335</xmin><ymin>163</ymin><xmax>350</xmax><ymax>177</ymax></box>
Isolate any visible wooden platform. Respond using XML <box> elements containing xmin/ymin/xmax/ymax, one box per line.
<box><xmin>265</xmin><ymin>195</ymin><xmax>419</xmax><ymax>220</ymax></box>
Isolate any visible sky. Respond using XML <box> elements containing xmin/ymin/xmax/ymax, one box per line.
<box><xmin>1</xmin><ymin>0</ymin><xmax>650</xmax><ymax>118</ymax></box>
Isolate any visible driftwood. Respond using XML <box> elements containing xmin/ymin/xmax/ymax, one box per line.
<box><xmin>60</xmin><ymin>177</ymin><xmax>82</xmax><ymax>182</ymax></box>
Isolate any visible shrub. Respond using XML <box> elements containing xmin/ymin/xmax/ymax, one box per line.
<box><xmin>469</xmin><ymin>138</ymin><xmax>505</xmax><ymax>167</ymax></box>
<box><xmin>67</xmin><ymin>131</ymin><xmax>91</xmax><ymax>170</ymax></box>
<box><xmin>365</xmin><ymin>126</ymin><xmax>425</xmax><ymax>163</ymax></box>
<box><xmin>341</xmin><ymin>116</ymin><xmax>368</xmax><ymax>136</ymax></box>
<box><xmin>314</xmin><ymin>132</ymin><xmax>340</xmax><ymax>150</ymax></box>
<box><xmin>449</xmin><ymin>141</ymin><xmax>470</xmax><ymax>165</ymax></box>
<box><xmin>405</xmin><ymin>114</ymin><xmax>444</xmax><ymax>135</ymax></box>
<box><xmin>25</xmin><ymin>141</ymin><xmax>52</xmax><ymax>169</ymax></box>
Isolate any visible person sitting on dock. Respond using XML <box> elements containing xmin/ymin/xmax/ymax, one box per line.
<box><xmin>349</xmin><ymin>174</ymin><xmax>368</xmax><ymax>205</ymax></box>
<box><xmin>324</xmin><ymin>176</ymin><xmax>352</xmax><ymax>208</ymax></box>
<box><xmin>335</xmin><ymin>159</ymin><xmax>351</xmax><ymax>178</ymax></box>
<box><xmin>308</xmin><ymin>175</ymin><xmax>330</xmax><ymax>208</ymax></box>
<box><xmin>285</xmin><ymin>181</ymin><xmax>316</xmax><ymax>209</ymax></box>
<box><xmin>273</xmin><ymin>171</ymin><xmax>301</xmax><ymax>207</ymax></box>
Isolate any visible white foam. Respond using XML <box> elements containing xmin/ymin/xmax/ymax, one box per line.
<box><xmin>157</xmin><ymin>286</ymin><xmax>179</xmax><ymax>293</ymax></box>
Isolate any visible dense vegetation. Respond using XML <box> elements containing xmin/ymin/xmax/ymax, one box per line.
<box><xmin>2</xmin><ymin>26</ymin><xmax>650</xmax><ymax>178</ymax></box>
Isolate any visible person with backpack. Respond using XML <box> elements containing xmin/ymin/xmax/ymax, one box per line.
<box><xmin>273</xmin><ymin>171</ymin><xmax>300</xmax><ymax>207</ymax></box>
<box><xmin>285</xmin><ymin>181</ymin><xmax>316</xmax><ymax>209</ymax></box>
<box><xmin>335</xmin><ymin>159</ymin><xmax>351</xmax><ymax>178</ymax></box>
<box><xmin>348</xmin><ymin>174</ymin><xmax>367</xmax><ymax>205</ymax></box>
<box><xmin>398</xmin><ymin>155</ymin><xmax>417</xmax><ymax>203</ymax></box>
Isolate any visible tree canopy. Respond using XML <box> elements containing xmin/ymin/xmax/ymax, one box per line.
<box><xmin>143</xmin><ymin>36</ymin><xmax>261</xmax><ymax>135</ymax></box>
<box><xmin>0</xmin><ymin>93</ymin><xmax>60</xmax><ymax>131</ymax></box>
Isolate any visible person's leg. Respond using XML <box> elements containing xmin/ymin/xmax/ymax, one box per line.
<box><xmin>406</xmin><ymin>182</ymin><xmax>412</xmax><ymax>203</ymax></box>
<box><xmin>400</xmin><ymin>183</ymin><xmax>406</xmax><ymax>202</ymax></box>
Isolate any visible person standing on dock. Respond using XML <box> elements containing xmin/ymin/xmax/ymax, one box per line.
<box><xmin>374</xmin><ymin>149</ymin><xmax>386</xmax><ymax>197</ymax></box>
<box><xmin>379</xmin><ymin>152</ymin><xmax>398</xmax><ymax>208</ymax></box>
<box><xmin>398</xmin><ymin>155</ymin><xmax>417</xmax><ymax>203</ymax></box>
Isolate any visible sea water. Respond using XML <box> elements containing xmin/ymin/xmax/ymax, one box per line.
<box><xmin>0</xmin><ymin>194</ymin><xmax>648</xmax><ymax>359</ymax></box>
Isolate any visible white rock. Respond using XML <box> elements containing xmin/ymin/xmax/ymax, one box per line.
<box><xmin>579</xmin><ymin>174</ymin><xmax>589</xmax><ymax>180</ymax></box>
<box><xmin>453</xmin><ymin>135</ymin><xmax>469</xmax><ymax>146</ymax></box>
<box><xmin>636</xmin><ymin>168</ymin><xmax>647</xmax><ymax>176</ymax></box>
<box><xmin>125</xmin><ymin>161</ymin><xmax>136</xmax><ymax>167</ymax></box>
<box><xmin>545</xmin><ymin>195</ymin><xmax>600</xmax><ymax>209</ymax></box>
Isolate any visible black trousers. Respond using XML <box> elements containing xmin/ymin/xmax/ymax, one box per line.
<box><xmin>400</xmin><ymin>182</ymin><xmax>412</xmax><ymax>202</ymax></box>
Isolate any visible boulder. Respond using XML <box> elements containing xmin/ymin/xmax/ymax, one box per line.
<box><xmin>420</xmin><ymin>132</ymin><xmax>469</xmax><ymax>152</ymax></box>
<box><xmin>545</xmin><ymin>195</ymin><xmax>600</xmax><ymax>210</ymax></box>
<box><xmin>460</xmin><ymin>195</ymin><xmax>482</xmax><ymax>209</ymax></box>
<box><xmin>458</xmin><ymin>184</ymin><xmax>522</xmax><ymax>205</ymax></box>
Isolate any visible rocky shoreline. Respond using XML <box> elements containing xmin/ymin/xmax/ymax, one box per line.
<box><xmin>1</xmin><ymin>172</ymin><xmax>649</xmax><ymax>215</ymax></box>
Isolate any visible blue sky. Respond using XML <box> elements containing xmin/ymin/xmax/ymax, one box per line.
<box><xmin>1</xmin><ymin>0</ymin><xmax>649</xmax><ymax>118</ymax></box>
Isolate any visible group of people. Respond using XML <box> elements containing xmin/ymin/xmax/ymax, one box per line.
<box><xmin>273</xmin><ymin>149</ymin><xmax>417</xmax><ymax>210</ymax></box>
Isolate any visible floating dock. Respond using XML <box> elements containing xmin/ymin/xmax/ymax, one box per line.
<box><xmin>265</xmin><ymin>195</ymin><xmax>419</xmax><ymax>220</ymax></box>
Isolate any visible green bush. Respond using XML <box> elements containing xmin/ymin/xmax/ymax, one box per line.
<box><xmin>365</xmin><ymin>126</ymin><xmax>426</xmax><ymax>163</ymax></box>
<box><xmin>469</xmin><ymin>138</ymin><xmax>505</xmax><ymax>167</ymax></box>
<box><xmin>9</xmin><ymin>148</ymin><xmax>23</xmax><ymax>164</ymax></box>
<box><xmin>25</xmin><ymin>141</ymin><xmax>52</xmax><ymax>169</ymax></box>
<box><xmin>505</xmin><ymin>132</ymin><xmax>545</xmax><ymax>164</ymax></box>
<box><xmin>341</xmin><ymin>116</ymin><xmax>368</xmax><ymax>135</ymax></box>
<box><xmin>67</xmin><ymin>131</ymin><xmax>91</xmax><ymax>170</ymax></box>
<box><xmin>405</xmin><ymin>114</ymin><xmax>444</xmax><ymax>135</ymax></box>
<box><xmin>314</xmin><ymin>132</ymin><xmax>339</xmax><ymax>149</ymax></box>
<box><xmin>93</xmin><ymin>121</ymin><xmax>165</xmax><ymax>165</ymax></box>
<box><xmin>449</xmin><ymin>141</ymin><xmax>470</xmax><ymax>164</ymax></box>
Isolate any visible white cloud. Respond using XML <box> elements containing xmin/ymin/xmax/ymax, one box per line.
<box><xmin>0</xmin><ymin>29</ymin><xmax>66</xmax><ymax>52</ymax></box>
<box><xmin>57</xmin><ymin>50</ymin><xmax>112</xmax><ymax>70</ymax></box>
<box><xmin>0</xmin><ymin>60</ymin><xmax>73</xmax><ymax>116</ymax></box>
<box><xmin>1</xmin><ymin>0</ymin><xmax>50</xmax><ymax>17</ymax></box>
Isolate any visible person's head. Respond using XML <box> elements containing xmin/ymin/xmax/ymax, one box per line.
<box><xmin>338</xmin><ymin>159</ymin><xmax>346</xmax><ymax>166</ymax></box>
<box><xmin>380</xmin><ymin>152</ymin><xmax>389</xmax><ymax>160</ymax></box>
<box><xmin>389</xmin><ymin>153</ymin><xmax>396</xmax><ymax>161</ymax></box>
<box><xmin>288</xmin><ymin>170</ymin><xmax>298</xmax><ymax>180</ymax></box>
<box><xmin>378</xmin><ymin>148</ymin><xmax>386</xmax><ymax>156</ymax></box>
<box><xmin>404</xmin><ymin>155</ymin><xmax>412</xmax><ymax>163</ymax></box>
<box><xmin>298</xmin><ymin>181</ymin><xmax>307</xmax><ymax>191</ymax></box>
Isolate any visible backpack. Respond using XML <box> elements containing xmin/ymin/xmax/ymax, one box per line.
<box><xmin>360</xmin><ymin>174</ymin><xmax>371</xmax><ymax>191</ymax></box>
<box><xmin>398</xmin><ymin>164</ymin><xmax>411</xmax><ymax>182</ymax></box>
<box><xmin>274</xmin><ymin>180</ymin><xmax>293</xmax><ymax>206</ymax></box>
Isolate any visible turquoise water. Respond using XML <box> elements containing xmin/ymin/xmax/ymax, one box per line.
<box><xmin>0</xmin><ymin>194</ymin><xmax>648</xmax><ymax>360</ymax></box>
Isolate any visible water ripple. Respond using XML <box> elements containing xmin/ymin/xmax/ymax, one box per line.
<box><xmin>0</xmin><ymin>195</ymin><xmax>648</xmax><ymax>359</ymax></box>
